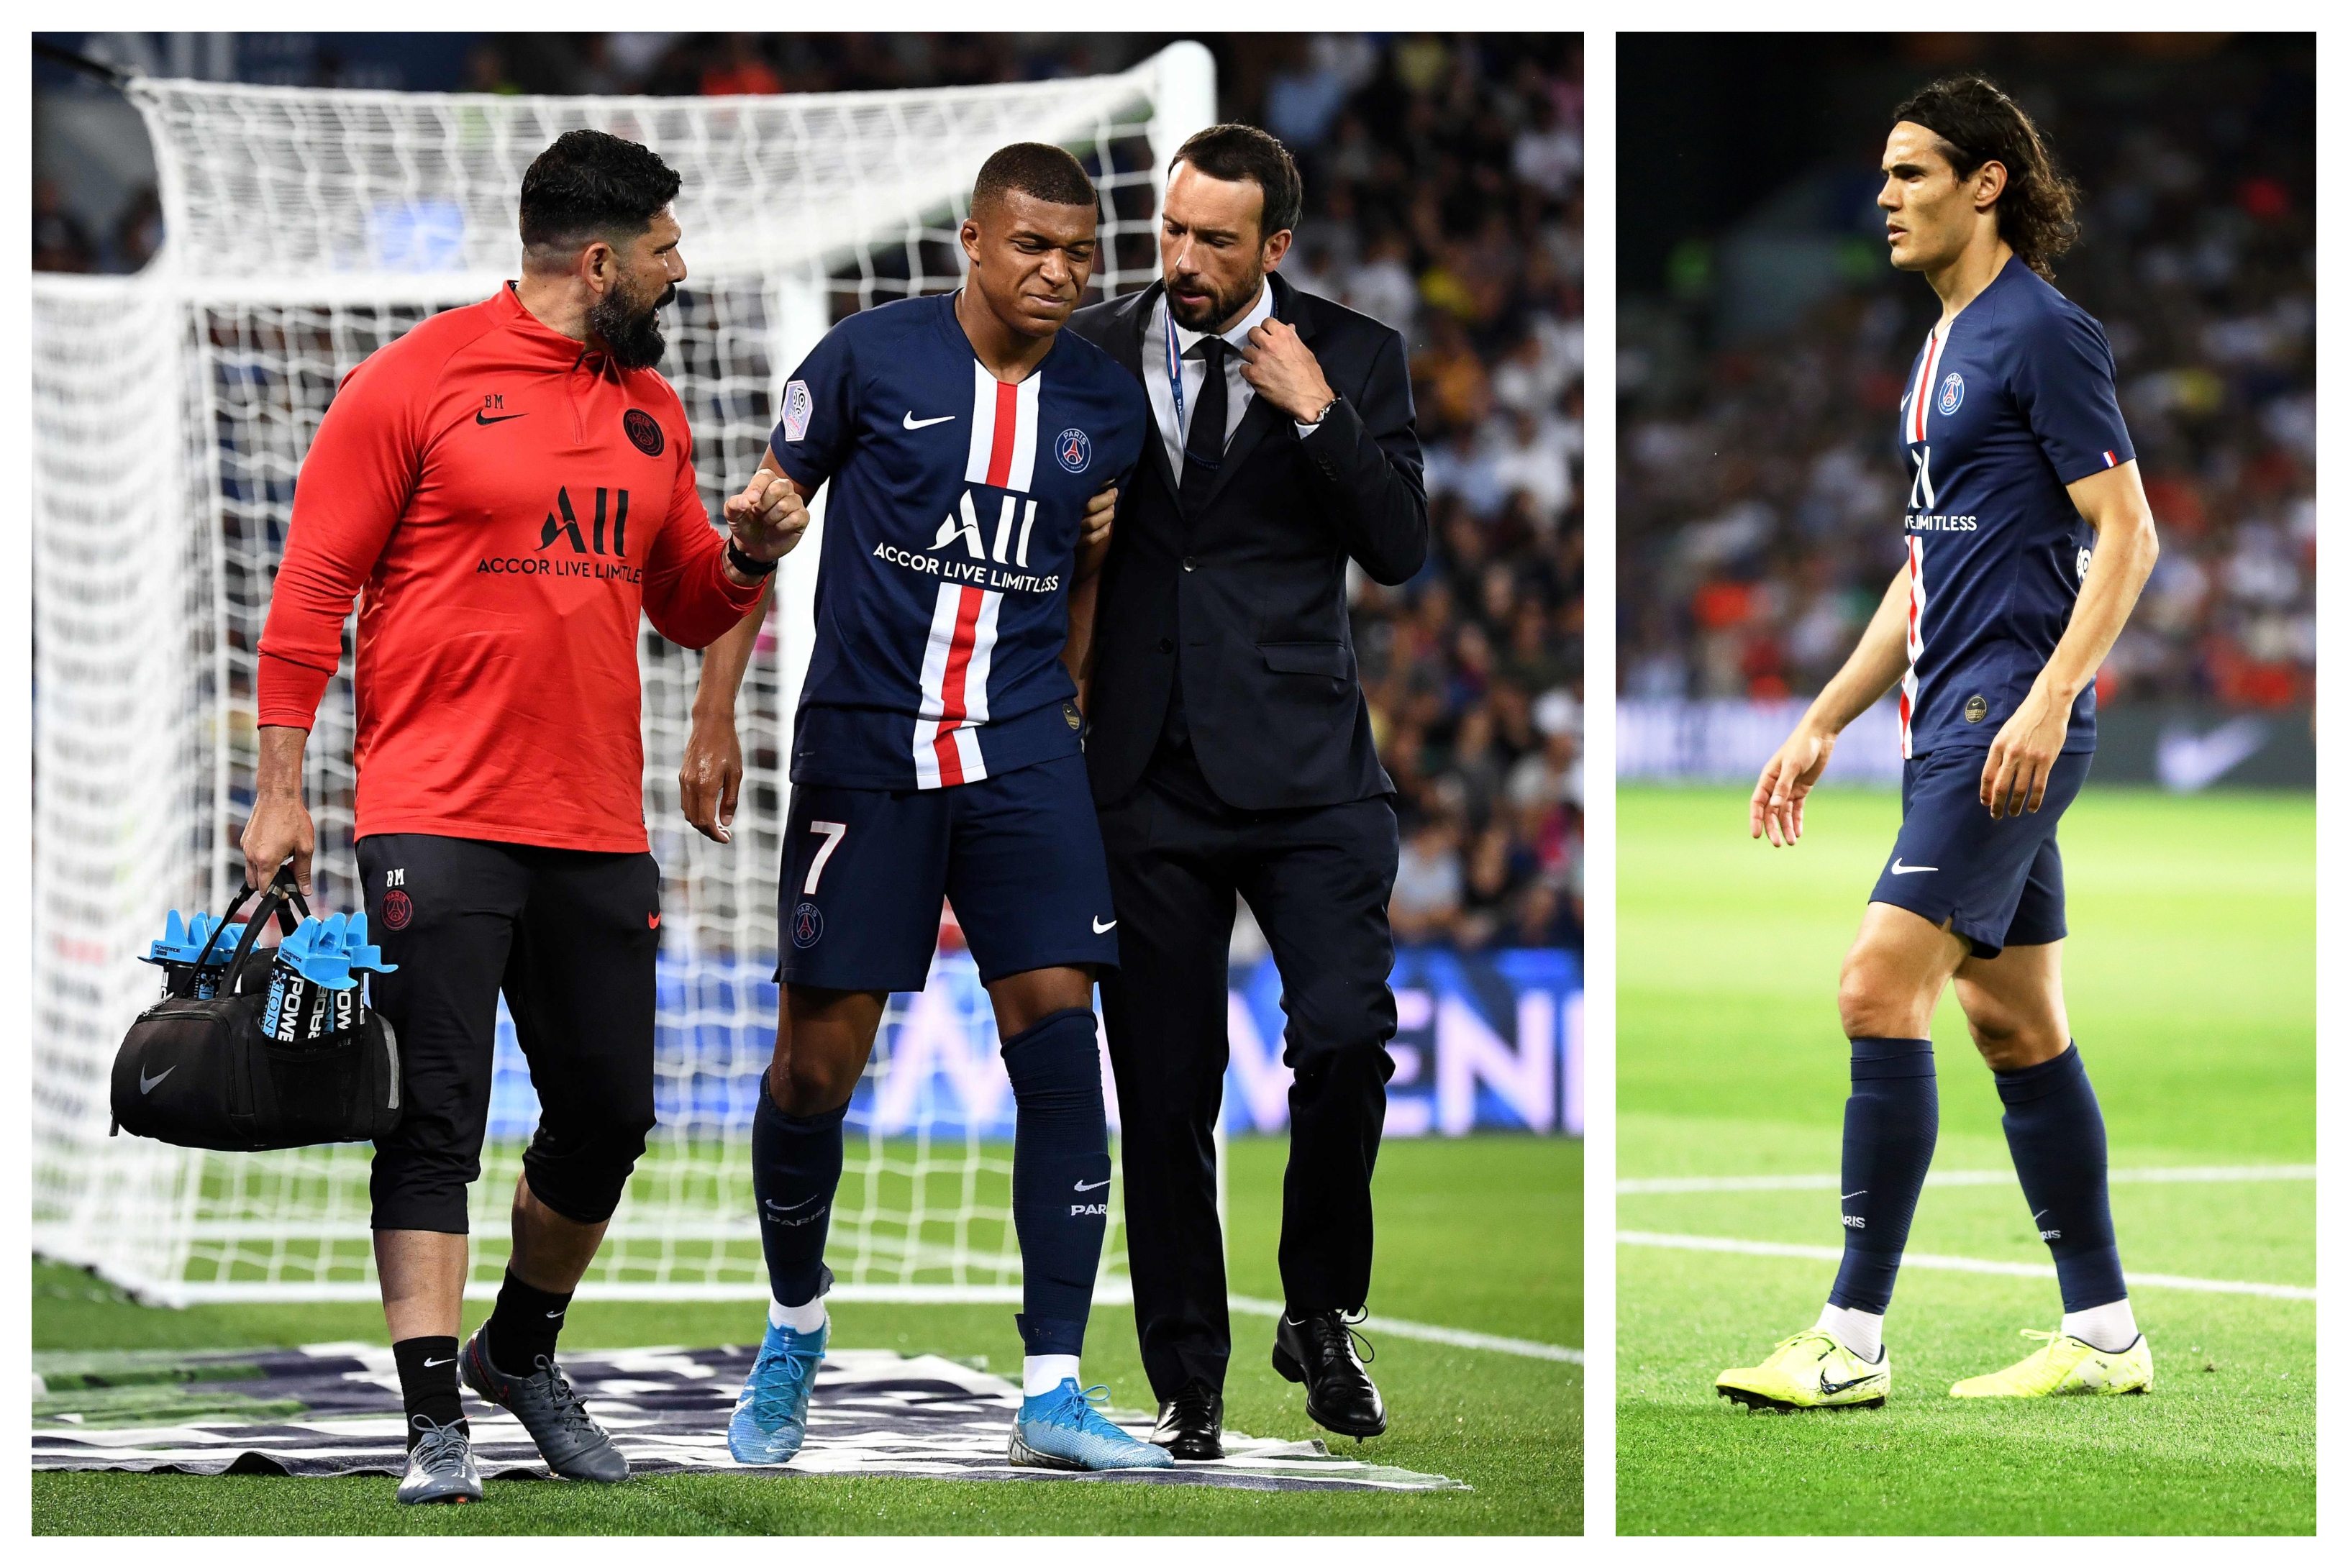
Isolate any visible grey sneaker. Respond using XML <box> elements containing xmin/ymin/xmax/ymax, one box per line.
<box><xmin>460</xmin><ymin>1326</ymin><xmax>630</xmax><ymax>1482</ymax></box>
<box><xmin>396</xmin><ymin>1414</ymin><xmax>483</xmax><ymax>1505</ymax></box>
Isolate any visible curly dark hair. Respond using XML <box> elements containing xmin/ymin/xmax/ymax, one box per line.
<box><xmin>519</xmin><ymin>129</ymin><xmax>682</xmax><ymax>262</ymax></box>
<box><xmin>1892</xmin><ymin>75</ymin><xmax>2080</xmax><ymax>281</ymax></box>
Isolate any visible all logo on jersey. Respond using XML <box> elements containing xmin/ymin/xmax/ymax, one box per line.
<box><xmin>1937</xmin><ymin>372</ymin><xmax>1965</xmax><ymax>417</ymax></box>
<box><xmin>623</xmin><ymin>409</ymin><xmax>665</xmax><ymax>457</ymax></box>
<box><xmin>790</xmin><ymin>901</ymin><xmax>825</xmax><ymax>949</ymax></box>
<box><xmin>933</xmin><ymin>490</ymin><xmax>1041</xmax><ymax>568</ymax></box>
<box><xmin>1055</xmin><ymin>427</ymin><xmax>1092</xmax><ymax>475</ymax></box>
<box><xmin>477</xmin><ymin>486</ymin><xmax>642</xmax><ymax>580</ymax></box>
<box><xmin>538</xmin><ymin>486</ymin><xmax>631</xmax><ymax>557</ymax></box>
<box><xmin>781</xmin><ymin>379</ymin><xmax>814</xmax><ymax>444</ymax></box>
<box><xmin>1908</xmin><ymin>447</ymin><xmax>1936</xmax><ymax>511</ymax></box>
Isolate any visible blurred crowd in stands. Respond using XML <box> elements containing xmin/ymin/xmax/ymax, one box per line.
<box><xmin>1621</xmin><ymin>47</ymin><xmax>2314</xmax><ymax>719</ymax></box>
<box><xmin>34</xmin><ymin>32</ymin><xmax>1583</xmax><ymax>952</ymax></box>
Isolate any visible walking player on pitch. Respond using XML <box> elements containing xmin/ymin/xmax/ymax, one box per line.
<box><xmin>246</xmin><ymin>131</ymin><xmax>792</xmax><ymax>1503</ymax></box>
<box><xmin>1717</xmin><ymin>76</ymin><xmax>2161</xmax><ymax>1410</ymax></box>
<box><xmin>678</xmin><ymin>142</ymin><xmax>1168</xmax><ymax>1471</ymax></box>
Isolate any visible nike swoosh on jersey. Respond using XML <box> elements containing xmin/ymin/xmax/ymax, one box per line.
<box><xmin>474</xmin><ymin>411</ymin><xmax>527</xmax><ymax>426</ymax></box>
<box><xmin>1091</xmin><ymin>917</ymin><xmax>1116</xmax><ymax>933</ymax></box>
<box><xmin>903</xmin><ymin>411</ymin><xmax>956</xmax><ymax>429</ymax></box>
<box><xmin>1890</xmin><ymin>860</ymin><xmax>1937</xmax><ymax>874</ymax></box>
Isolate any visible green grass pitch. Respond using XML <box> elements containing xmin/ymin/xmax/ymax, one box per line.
<box><xmin>34</xmin><ymin>1133</ymin><xmax>1580</xmax><ymax>1535</ymax></box>
<box><xmin>1616</xmin><ymin>784</ymin><xmax>2314</xmax><ymax>1536</ymax></box>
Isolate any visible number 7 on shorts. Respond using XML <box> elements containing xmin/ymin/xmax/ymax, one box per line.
<box><xmin>804</xmin><ymin>821</ymin><xmax>847</xmax><ymax>895</ymax></box>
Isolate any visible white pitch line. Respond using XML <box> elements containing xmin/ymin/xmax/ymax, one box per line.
<box><xmin>1228</xmin><ymin>1295</ymin><xmax>1584</xmax><ymax>1364</ymax></box>
<box><xmin>1616</xmin><ymin>1231</ymin><xmax>2316</xmax><ymax>1301</ymax></box>
<box><xmin>1617</xmin><ymin>1164</ymin><xmax>2316</xmax><ymax>1195</ymax></box>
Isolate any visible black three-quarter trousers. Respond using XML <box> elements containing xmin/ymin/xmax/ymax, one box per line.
<box><xmin>1097</xmin><ymin>743</ymin><xmax>1400</xmax><ymax>1400</ymax></box>
<box><xmin>358</xmin><ymin>834</ymin><xmax>661</xmax><ymax>1234</ymax></box>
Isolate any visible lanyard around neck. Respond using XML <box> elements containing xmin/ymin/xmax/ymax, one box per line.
<box><xmin>1166</xmin><ymin>300</ymin><xmax>1190</xmax><ymax>437</ymax></box>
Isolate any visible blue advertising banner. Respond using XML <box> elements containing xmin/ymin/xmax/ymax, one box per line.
<box><xmin>484</xmin><ymin>948</ymin><xmax>1582</xmax><ymax>1141</ymax></box>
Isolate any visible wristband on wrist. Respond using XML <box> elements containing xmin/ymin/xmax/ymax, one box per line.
<box><xmin>725</xmin><ymin>538</ymin><xmax>779</xmax><ymax>579</ymax></box>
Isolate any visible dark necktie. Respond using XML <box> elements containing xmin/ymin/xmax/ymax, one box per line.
<box><xmin>1179</xmin><ymin>337</ymin><xmax>1229</xmax><ymax>512</ymax></box>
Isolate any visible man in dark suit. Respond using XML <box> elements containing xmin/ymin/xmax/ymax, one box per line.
<box><xmin>1066</xmin><ymin>124</ymin><xmax>1427</xmax><ymax>1457</ymax></box>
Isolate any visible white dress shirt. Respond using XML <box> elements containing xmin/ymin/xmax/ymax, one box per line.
<box><xmin>1142</xmin><ymin>283</ymin><xmax>1327</xmax><ymax>484</ymax></box>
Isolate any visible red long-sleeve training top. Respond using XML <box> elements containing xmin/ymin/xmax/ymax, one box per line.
<box><xmin>257</xmin><ymin>283</ymin><xmax>765</xmax><ymax>852</ymax></box>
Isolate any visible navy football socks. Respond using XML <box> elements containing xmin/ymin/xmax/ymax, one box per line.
<box><xmin>1995</xmin><ymin>1042</ymin><xmax>2127</xmax><ymax>1316</ymax></box>
<box><xmin>1002</xmin><ymin>1007</ymin><xmax>1111</xmax><ymax>1358</ymax></box>
<box><xmin>1828</xmin><ymin>1036</ymin><xmax>1939</xmax><ymax>1315</ymax></box>
<box><xmin>751</xmin><ymin>1075</ymin><xmax>846</xmax><ymax>1311</ymax></box>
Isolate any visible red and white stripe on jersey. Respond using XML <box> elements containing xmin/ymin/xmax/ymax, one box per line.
<box><xmin>963</xmin><ymin>364</ymin><xmax>1044</xmax><ymax>493</ymax></box>
<box><xmin>911</xmin><ymin>581</ymin><xmax>1003</xmax><ymax>788</ymax></box>
<box><xmin>1906</xmin><ymin>328</ymin><xmax>1943</xmax><ymax>445</ymax></box>
<box><xmin>1898</xmin><ymin>535</ymin><xmax>1926</xmax><ymax>760</ymax></box>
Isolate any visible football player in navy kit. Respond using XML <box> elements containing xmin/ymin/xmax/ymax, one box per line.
<box><xmin>678</xmin><ymin>142</ymin><xmax>1169</xmax><ymax>1471</ymax></box>
<box><xmin>1717</xmin><ymin>77</ymin><xmax>2162</xmax><ymax>1411</ymax></box>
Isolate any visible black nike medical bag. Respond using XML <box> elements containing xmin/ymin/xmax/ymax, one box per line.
<box><xmin>110</xmin><ymin>877</ymin><xmax>404</xmax><ymax>1152</ymax></box>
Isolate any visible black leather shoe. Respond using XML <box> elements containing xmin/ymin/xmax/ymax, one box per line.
<box><xmin>1272</xmin><ymin>1308</ymin><xmax>1387</xmax><ymax>1439</ymax></box>
<box><xmin>1148</xmin><ymin>1379</ymin><xmax>1224</xmax><ymax>1459</ymax></box>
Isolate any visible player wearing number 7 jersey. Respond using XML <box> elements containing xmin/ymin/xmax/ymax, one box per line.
<box><xmin>680</xmin><ymin>143</ymin><xmax>1168</xmax><ymax>1471</ymax></box>
<box><xmin>1721</xmin><ymin>78</ymin><xmax>2161</xmax><ymax>1412</ymax></box>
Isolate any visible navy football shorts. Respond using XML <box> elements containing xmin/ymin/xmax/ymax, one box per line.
<box><xmin>1867</xmin><ymin>746</ymin><xmax>2093</xmax><ymax>960</ymax></box>
<box><xmin>774</xmin><ymin>751</ymin><xmax>1119</xmax><ymax>993</ymax></box>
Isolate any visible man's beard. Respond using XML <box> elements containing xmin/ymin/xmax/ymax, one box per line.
<box><xmin>589</xmin><ymin>278</ymin><xmax>678</xmax><ymax>370</ymax></box>
<box><xmin>1165</xmin><ymin>263</ymin><xmax>1265</xmax><ymax>334</ymax></box>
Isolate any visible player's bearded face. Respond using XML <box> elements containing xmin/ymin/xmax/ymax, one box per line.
<box><xmin>591</xmin><ymin>266</ymin><xmax>676</xmax><ymax>370</ymax></box>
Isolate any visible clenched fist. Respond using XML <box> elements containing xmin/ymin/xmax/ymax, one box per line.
<box><xmin>724</xmin><ymin>468</ymin><xmax>810</xmax><ymax>564</ymax></box>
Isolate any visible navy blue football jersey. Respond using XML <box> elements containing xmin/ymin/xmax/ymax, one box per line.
<box><xmin>770</xmin><ymin>293</ymin><xmax>1149</xmax><ymax>789</ymax></box>
<box><xmin>1894</xmin><ymin>260</ymin><xmax>2133</xmax><ymax>757</ymax></box>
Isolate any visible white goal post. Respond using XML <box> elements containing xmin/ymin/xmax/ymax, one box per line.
<box><xmin>32</xmin><ymin>44</ymin><xmax>1218</xmax><ymax>1305</ymax></box>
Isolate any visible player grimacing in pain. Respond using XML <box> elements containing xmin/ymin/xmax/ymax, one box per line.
<box><xmin>1716</xmin><ymin>77</ymin><xmax>2161</xmax><ymax>1412</ymax></box>
<box><xmin>679</xmin><ymin>143</ymin><xmax>1170</xmax><ymax>1471</ymax></box>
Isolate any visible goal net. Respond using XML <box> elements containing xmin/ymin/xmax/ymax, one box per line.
<box><xmin>33</xmin><ymin>45</ymin><xmax>1216</xmax><ymax>1305</ymax></box>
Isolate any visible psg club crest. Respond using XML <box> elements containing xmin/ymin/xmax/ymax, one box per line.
<box><xmin>1055</xmin><ymin>427</ymin><xmax>1092</xmax><ymax>474</ymax></box>
<box><xmin>791</xmin><ymin>901</ymin><xmax>825</xmax><ymax>949</ymax></box>
<box><xmin>623</xmin><ymin>409</ymin><xmax>665</xmax><ymax>457</ymax></box>
<box><xmin>383</xmin><ymin>890</ymin><xmax>414</xmax><ymax>931</ymax></box>
<box><xmin>1937</xmin><ymin>371</ymin><xmax>1965</xmax><ymax>416</ymax></box>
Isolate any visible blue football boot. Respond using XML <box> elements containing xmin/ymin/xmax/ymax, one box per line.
<box><xmin>1009</xmin><ymin>1379</ymin><xmax>1175</xmax><ymax>1471</ymax></box>
<box><xmin>727</xmin><ymin>1316</ymin><xmax>828</xmax><ymax>1464</ymax></box>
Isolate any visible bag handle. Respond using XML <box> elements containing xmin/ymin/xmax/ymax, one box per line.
<box><xmin>178</xmin><ymin>871</ymin><xmax>314</xmax><ymax>997</ymax></box>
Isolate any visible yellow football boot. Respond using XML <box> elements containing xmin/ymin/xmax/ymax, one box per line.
<box><xmin>1949</xmin><ymin>1328</ymin><xmax>2153</xmax><ymax>1398</ymax></box>
<box><xmin>1716</xmin><ymin>1329</ymin><xmax>1889</xmax><ymax>1412</ymax></box>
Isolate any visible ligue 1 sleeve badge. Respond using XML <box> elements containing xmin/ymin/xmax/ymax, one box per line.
<box><xmin>1055</xmin><ymin>427</ymin><xmax>1092</xmax><ymax>474</ymax></box>
<box><xmin>1937</xmin><ymin>372</ymin><xmax>1965</xmax><ymax>416</ymax></box>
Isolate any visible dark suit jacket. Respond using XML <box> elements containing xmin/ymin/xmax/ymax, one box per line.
<box><xmin>1067</xmin><ymin>273</ymin><xmax>1429</xmax><ymax>811</ymax></box>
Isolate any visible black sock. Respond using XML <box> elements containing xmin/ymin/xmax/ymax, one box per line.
<box><xmin>392</xmin><ymin>1335</ymin><xmax>465</xmax><ymax>1444</ymax></box>
<box><xmin>1003</xmin><ymin>1008</ymin><xmax>1110</xmax><ymax>1358</ymax></box>
<box><xmin>752</xmin><ymin>1074</ymin><xmax>845</xmax><ymax>1310</ymax></box>
<box><xmin>484</xmin><ymin>1267</ymin><xmax>573</xmax><ymax>1374</ymax></box>
<box><xmin>1996</xmin><ymin>1042</ymin><xmax>2126</xmax><ymax>1313</ymax></box>
<box><xmin>1828</xmin><ymin>1036</ymin><xmax>1939</xmax><ymax>1314</ymax></box>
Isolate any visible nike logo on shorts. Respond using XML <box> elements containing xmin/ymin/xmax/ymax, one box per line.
<box><xmin>1890</xmin><ymin>860</ymin><xmax>1937</xmax><ymax>875</ymax></box>
<box><xmin>903</xmin><ymin>411</ymin><xmax>956</xmax><ymax>429</ymax></box>
<box><xmin>1092</xmin><ymin>917</ymin><xmax>1116</xmax><ymax>933</ymax></box>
